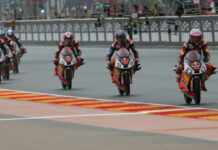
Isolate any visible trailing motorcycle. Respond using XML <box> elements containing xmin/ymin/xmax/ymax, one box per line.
<box><xmin>57</xmin><ymin>47</ymin><xmax>77</xmax><ymax>89</ymax></box>
<box><xmin>0</xmin><ymin>50</ymin><xmax>12</xmax><ymax>81</ymax></box>
<box><xmin>110</xmin><ymin>48</ymin><xmax>136</xmax><ymax>96</ymax></box>
<box><xmin>0</xmin><ymin>49</ymin><xmax>5</xmax><ymax>83</ymax></box>
<box><xmin>10</xmin><ymin>41</ymin><xmax>20</xmax><ymax>73</ymax></box>
<box><xmin>178</xmin><ymin>50</ymin><xmax>208</xmax><ymax>105</ymax></box>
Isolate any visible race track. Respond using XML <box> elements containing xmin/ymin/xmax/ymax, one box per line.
<box><xmin>0</xmin><ymin>45</ymin><xmax>218</xmax><ymax>150</ymax></box>
<box><xmin>2</xmin><ymin>46</ymin><xmax>218</xmax><ymax>108</ymax></box>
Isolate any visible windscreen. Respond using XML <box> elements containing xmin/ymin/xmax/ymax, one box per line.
<box><xmin>117</xmin><ymin>48</ymin><xmax>130</xmax><ymax>57</ymax></box>
<box><xmin>186</xmin><ymin>50</ymin><xmax>201</xmax><ymax>62</ymax></box>
<box><xmin>60</xmin><ymin>47</ymin><xmax>73</xmax><ymax>57</ymax></box>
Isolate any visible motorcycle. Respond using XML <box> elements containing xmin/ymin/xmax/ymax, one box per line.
<box><xmin>57</xmin><ymin>46</ymin><xmax>77</xmax><ymax>89</ymax></box>
<box><xmin>110</xmin><ymin>48</ymin><xmax>136</xmax><ymax>96</ymax></box>
<box><xmin>1</xmin><ymin>50</ymin><xmax>12</xmax><ymax>81</ymax></box>
<box><xmin>0</xmin><ymin>49</ymin><xmax>5</xmax><ymax>83</ymax></box>
<box><xmin>179</xmin><ymin>50</ymin><xmax>208</xmax><ymax>105</ymax></box>
<box><xmin>10</xmin><ymin>41</ymin><xmax>20</xmax><ymax>73</ymax></box>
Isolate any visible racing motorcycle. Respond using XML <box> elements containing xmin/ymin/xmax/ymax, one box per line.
<box><xmin>0</xmin><ymin>50</ymin><xmax>12</xmax><ymax>81</ymax></box>
<box><xmin>110</xmin><ymin>48</ymin><xmax>136</xmax><ymax>96</ymax></box>
<box><xmin>57</xmin><ymin>46</ymin><xmax>77</xmax><ymax>89</ymax></box>
<box><xmin>0</xmin><ymin>49</ymin><xmax>5</xmax><ymax>83</ymax></box>
<box><xmin>10</xmin><ymin>41</ymin><xmax>20</xmax><ymax>73</ymax></box>
<box><xmin>179</xmin><ymin>50</ymin><xmax>208</xmax><ymax>105</ymax></box>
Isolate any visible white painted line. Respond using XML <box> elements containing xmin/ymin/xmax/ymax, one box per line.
<box><xmin>0</xmin><ymin>108</ymin><xmax>192</xmax><ymax>122</ymax></box>
<box><xmin>0</xmin><ymin>112</ymin><xmax>147</xmax><ymax>121</ymax></box>
<box><xmin>0</xmin><ymin>88</ymin><xmax>216</xmax><ymax>112</ymax></box>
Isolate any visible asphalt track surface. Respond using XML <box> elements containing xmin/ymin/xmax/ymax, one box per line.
<box><xmin>1</xmin><ymin>46</ymin><xmax>218</xmax><ymax>108</ymax></box>
<box><xmin>0</xmin><ymin>46</ymin><xmax>218</xmax><ymax>150</ymax></box>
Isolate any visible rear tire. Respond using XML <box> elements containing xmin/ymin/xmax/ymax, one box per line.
<box><xmin>184</xmin><ymin>94</ymin><xmax>192</xmax><ymax>104</ymax></box>
<box><xmin>193</xmin><ymin>77</ymin><xmax>201</xmax><ymax>105</ymax></box>
<box><xmin>118</xmin><ymin>87</ymin><xmax>124</xmax><ymax>95</ymax></box>
<box><xmin>123</xmin><ymin>72</ymin><xmax>130</xmax><ymax>96</ymax></box>
<box><xmin>66</xmin><ymin>69</ymin><xmax>72</xmax><ymax>89</ymax></box>
<box><xmin>62</xmin><ymin>82</ymin><xmax>67</xmax><ymax>89</ymax></box>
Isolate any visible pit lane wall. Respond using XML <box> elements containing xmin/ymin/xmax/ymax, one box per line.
<box><xmin>0</xmin><ymin>15</ymin><xmax>218</xmax><ymax>46</ymax></box>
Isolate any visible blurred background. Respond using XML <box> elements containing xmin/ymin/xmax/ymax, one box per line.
<box><xmin>0</xmin><ymin>0</ymin><xmax>217</xmax><ymax>20</ymax></box>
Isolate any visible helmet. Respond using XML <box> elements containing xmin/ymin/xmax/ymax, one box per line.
<box><xmin>115</xmin><ymin>30</ymin><xmax>126</xmax><ymax>45</ymax></box>
<box><xmin>189</xmin><ymin>28</ymin><xmax>202</xmax><ymax>45</ymax></box>
<box><xmin>6</xmin><ymin>29</ymin><xmax>14</xmax><ymax>38</ymax></box>
<box><xmin>63</xmin><ymin>32</ymin><xmax>73</xmax><ymax>43</ymax></box>
<box><xmin>0</xmin><ymin>30</ymin><xmax>5</xmax><ymax>39</ymax></box>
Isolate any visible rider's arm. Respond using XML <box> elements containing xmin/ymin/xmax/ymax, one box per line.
<box><xmin>177</xmin><ymin>42</ymin><xmax>188</xmax><ymax>65</ymax></box>
<box><xmin>0</xmin><ymin>43</ymin><xmax>8</xmax><ymax>55</ymax></box>
<box><xmin>128</xmin><ymin>39</ymin><xmax>139</xmax><ymax>59</ymax></box>
<box><xmin>107</xmin><ymin>42</ymin><xmax>116</xmax><ymax>61</ymax></box>
<box><xmin>202</xmin><ymin>40</ymin><xmax>210</xmax><ymax>63</ymax></box>
<box><xmin>73</xmin><ymin>39</ymin><xmax>82</xmax><ymax>57</ymax></box>
<box><xmin>14</xmin><ymin>35</ymin><xmax>22</xmax><ymax>48</ymax></box>
<box><xmin>55</xmin><ymin>41</ymin><xmax>65</xmax><ymax>58</ymax></box>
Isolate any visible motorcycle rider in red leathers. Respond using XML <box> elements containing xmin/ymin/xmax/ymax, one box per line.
<box><xmin>0</xmin><ymin>30</ymin><xmax>13</xmax><ymax>51</ymax></box>
<box><xmin>53</xmin><ymin>32</ymin><xmax>85</xmax><ymax>76</ymax></box>
<box><xmin>105</xmin><ymin>30</ymin><xmax>141</xmax><ymax>83</ymax></box>
<box><xmin>174</xmin><ymin>28</ymin><xmax>217</xmax><ymax>91</ymax></box>
<box><xmin>6</xmin><ymin>29</ymin><xmax>27</xmax><ymax>55</ymax></box>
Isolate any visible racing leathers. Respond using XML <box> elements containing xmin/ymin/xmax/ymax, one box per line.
<box><xmin>174</xmin><ymin>39</ymin><xmax>217</xmax><ymax>90</ymax></box>
<box><xmin>0</xmin><ymin>39</ymin><xmax>9</xmax><ymax>56</ymax></box>
<box><xmin>6</xmin><ymin>34</ymin><xmax>26</xmax><ymax>55</ymax></box>
<box><xmin>106</xmin><ymin>39</ymin><xmax>141</xmax><ymax>83</ymax></box>
<box><xmin>53</xmin><ymin>39</ymin><xmax>85</xmax><ymax>76</ymax></box>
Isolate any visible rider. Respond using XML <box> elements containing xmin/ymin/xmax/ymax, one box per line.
<box><xmin>174</xmin><ymin>28</ymin><xmax>217</xmax><ymax>91</ymax></box>
<box><xmin>0</xmin><ymin>35</ymin><xmax>9</xmax><ymax>56</ymax></box>
<box><xmin>0</xmin><ymin>30</ymin><xmax>13</xmax><ymax>50</ymax></box>
<box><xmin>105</xmin><ymin>30</ymin><xmax>141</xmax><ymax>83</ymax></box>
<box><xmin>53</xmin><ymin>32</ymin><xmax>85</xmax><ymax>76</ymax></box>
<box><xmin>6</xmin><ymin>29</ymin><xmax>27</xmax><ymax>55</ymax></box>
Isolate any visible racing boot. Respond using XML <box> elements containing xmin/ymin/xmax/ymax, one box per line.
<box><xmin>110</xmin><ymin>73</ymin><xmax>115</xmax><ymax>83</ymax></box>
<box><xmin>134</xmin><ymin>60</ymin><xmax>141</xmax><ymax>71</ymax></box>
<box><xmin>54</xmin><ymin>67</ymin><xmax>58</xmax><ymax>76</ymax></box>
<box><xmin>202</xmin><ymin>84</ymin><xmax>207</xmax><ymax>91</ymax></box>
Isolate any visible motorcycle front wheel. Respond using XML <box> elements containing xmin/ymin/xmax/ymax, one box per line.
<box><xmin>193</xmin><ymin>77</ymin><xmax>201</xmax><ymax>105</ymax></box>
<box><xmin>123</xmin><ymin>72</ymin><xmax>130</xmax><ymax>96</ymax></box>
<box><xmin>66</xmin><ymin>68</ymin><xmax>72</xmax><ymax>89</ymax></box>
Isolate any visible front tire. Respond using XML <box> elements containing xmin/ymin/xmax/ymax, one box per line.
<box><xmin>13</xmin><ymin>56</ymin><xmax>19</xmax><ymax>73</ymax></box>
<box><xmin>123</xmin><ymin>72</ymin><xmax>130</xmax><ymax>96</ymax></box>
<box><xmin>5</xmin><ymin>64</ymin><xmax>10</xmax><ymax>80</ymax></box>
<box><xmin>66</xmin><ymin>68</ymin><xmax>72</xmax><ymax>89</ymax></box>
<box><xmin>193</xmin><ymin>77</ymin><xmax>201</xmax><ymax>105</ymax></box>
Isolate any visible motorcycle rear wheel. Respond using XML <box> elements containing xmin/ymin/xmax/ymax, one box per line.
<box><xmin>118</xmin><ymin>87</ymin><xmax>124</xmax><ymax>95</ymax></box>
<box><xmin>193</xmin><ymin>77</ymin><xmax>201</xmax><ymax>105</ymax></box>
<box><xmin>66</xmin><ymin>69</ymin><xmax>72</xmax><ymax>89</ymax></box>
<box><xmin>62</xmin><ymin>83</ymin><xmax>67</xmax><ymax>89</ymax></box>
<box><xmin>184</xmin><ymin>94</ymin><xmax>192</xmax><ymax>104</ymax></box>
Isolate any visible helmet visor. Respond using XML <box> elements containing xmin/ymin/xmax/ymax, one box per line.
<box><xmin>64</xmin><ymin>37</ymin><xmax>72</xmax><ymax>42</ymax></box>
<box><xmin>192</xmin><ymin>36</ymin><xmax>201</xmax><ymax>42</ymax></box>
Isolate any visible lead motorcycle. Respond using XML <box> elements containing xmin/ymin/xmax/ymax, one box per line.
<box><xmin>110</xmin><ymin>48</ymin><xmax>136</xmax><ymax>96</ymax></box>
<box><xmin>57</xmin><ymin>47</ymin><xmax>78</xmax><ymax>89</ymax></box>
<box><xmin>178</xmin><ymin>50</ymin><xmax>208</xmax><ymax>105</ymax></box>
